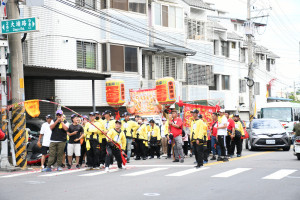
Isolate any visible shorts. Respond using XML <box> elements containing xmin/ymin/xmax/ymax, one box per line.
<box><xmin>41</xmin><ymin>146</ymin><xmax>49</xmax><ymax>155</ymax></box>
<box><xmin>67</xmin><ymin>143</ymin><xmax>81</xmax><ymax>157</ymax></box>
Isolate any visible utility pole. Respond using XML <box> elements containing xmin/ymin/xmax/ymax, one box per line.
<box><xmin>247</xmin><ymin>0</ymin><xmax>255</xmax><ymax>121</ymax></box>
<box><xmin>7</xmin><ymin>0</ymin><xmax>27</xmax><ymax>169</ymax></box>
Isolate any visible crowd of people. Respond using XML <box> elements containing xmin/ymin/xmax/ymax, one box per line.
<box><xmin>38</xmin><ymin>108</ymin><xmax>246</xmax><ymax>172</ymax></box>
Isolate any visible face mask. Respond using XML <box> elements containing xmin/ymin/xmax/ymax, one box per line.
<box><xmin>96</xmin><ymin>117</ymin><xmax>100</xmax><ymax>120</ymax></box>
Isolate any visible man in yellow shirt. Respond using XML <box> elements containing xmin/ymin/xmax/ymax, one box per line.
<box><xmin>134</xmin><ymin>119</ymin><xmax>147</xmax><ymax>160</ymax></box>
<box><xmin>105</xmin><ymin>120</ymin><xmax>126</xmax><ymax>172</ymax></box>
<box><xmin>122</xmin><ymin>112</ymin><xmax>139</xmax><ymax>163</ymax></box>
<box><xmin>149</xmin><ymin>119</ymin><xmax>161</xmax><ymax>159</ymax></box>
<box><xmin>190</xmin><ymin>109</ymin><xmax>205</xmax><ymax>168</ymax></box>
<box><xmin>77</xmin><ymin>112</ymin><xmax>102</xmax><ymax>170</ymax></box>
<box><xmin>232</xmin><ymin>114</ymin><xmax>245</xmax><ymax>157</ymax></box>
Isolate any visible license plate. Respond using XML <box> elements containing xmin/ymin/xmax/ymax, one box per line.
<box><xmin>295</xmin><ymin>146</ymin><xmax>300</xmax><ymax>153</ymax></box>
<box><xmin>266</xmin><ymin>140</ymin><xmax>275</xmax><ymax>145</ymax></box>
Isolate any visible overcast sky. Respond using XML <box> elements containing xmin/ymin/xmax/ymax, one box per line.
<box><xmin>207</xmin><ymin>0</ymin><xmax>300</xmax><ymax>89</ymax></box>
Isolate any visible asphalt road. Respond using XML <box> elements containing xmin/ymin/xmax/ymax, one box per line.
<box><xmin>0</xmin><ymin>147</ymin><xmax>299</xmax><ymax>200</ymax></box>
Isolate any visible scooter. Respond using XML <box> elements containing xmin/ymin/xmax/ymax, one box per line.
<box><xmin>293</xmin><ymin>136</ymin><xmax>300</xmax><ymax>160</ymax></box>
<box><xmin>27</xmin><ymin>130</ymin><xmax>49</xmax><ymax>165</ymax></box>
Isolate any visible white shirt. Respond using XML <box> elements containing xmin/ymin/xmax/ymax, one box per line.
<box><xmin>161</xmin><ymin>125</ymin><xmax>165</xmax><ymax>137</ymax></box>
<box><xmin>217</xmin><ymin>116</ymin><xmax>228</xmax><ymax>136</ymax></box>
<box><xmin>40</xmin><ymin>121</ymin><xmax>54</xmax><ymax>147</ymax></box>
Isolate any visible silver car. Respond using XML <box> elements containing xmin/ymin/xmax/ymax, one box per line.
<box><xmin>246</xmin><ymin>119</ymin><xmax>291</xmax><ymax>151</ymax></box>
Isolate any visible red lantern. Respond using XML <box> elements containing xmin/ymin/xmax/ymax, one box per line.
<box><xmin>156</xmin><ymin>77</ymin><xmax>176</xmax><ymax>108</ymax></box>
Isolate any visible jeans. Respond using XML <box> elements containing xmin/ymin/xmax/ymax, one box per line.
<box><xmin>47</xmin><ymin>141</ymin><xmax>66</xmax><ymax>168</ymax></box>
<box><xmin>211</xmin><ymin>136</ymin><xmax>221</xmax><ymax>157</ymax></box>
<box><xmin>173</xmin><ymin>136</ymin><xmax>184</xmax><ymax>160</ymax></box>
<box><xmin>126</xmin><ymin>138</ymin><xmax>133</xmax><ymax>159</ymax></box>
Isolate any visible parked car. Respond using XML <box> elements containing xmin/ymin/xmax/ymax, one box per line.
<box><xmin>246</xmin><ymin>119</ymin><xmax>291</xmax><ymax>151</ymax></box>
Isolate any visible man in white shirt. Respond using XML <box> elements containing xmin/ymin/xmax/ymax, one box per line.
<box><xmin>216</xmin><ymin>109</ymin><xmax>229</xmax><ymax>162</ymax></box>
<box><xmin>38</xmin><ymin>115</ymin><xmax>54</xmax><ymax>169</ymax></box>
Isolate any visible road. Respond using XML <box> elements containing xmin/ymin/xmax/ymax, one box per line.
<box><xmin>0</xmin><ymin>148</ymin><xmax>299</xmax><ymax>200</ymax></box>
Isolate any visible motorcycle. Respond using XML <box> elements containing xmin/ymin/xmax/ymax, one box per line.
<box><xmin>26</xmin><ymin>129</ymin><xmax>49</xmax><ymax>165</ymax></box>
<box><xmin>293</xmin><ymin>136</ymin><xmax>300</xmax><ymax>160</ymax></box>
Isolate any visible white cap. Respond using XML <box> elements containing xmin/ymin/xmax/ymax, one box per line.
<box><xmin>219</xmin><ymin>109</ymin><xmax>225</xmax><ymax>113</ymax></box>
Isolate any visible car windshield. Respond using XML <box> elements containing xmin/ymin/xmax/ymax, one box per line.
<box><xmin>261</xmin><ymin>107</ymin><xmax>292</xmax><ymax>122</ymax></box>
<box><xmin>252</xmin><ymin>120</ymin><xmax>283</xmax><ymax>130</ymax></box>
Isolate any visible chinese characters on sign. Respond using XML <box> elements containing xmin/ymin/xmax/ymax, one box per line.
<box><xmin>1</xmin><ymin>17</ymin><xmax>39</xmax><ymax>34</ymax></box>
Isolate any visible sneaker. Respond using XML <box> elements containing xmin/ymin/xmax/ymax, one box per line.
<box><xmin>165</xmin><ymin>156</ymin><xmax>171</xmax><ymax>159</ymax></box>
<box><xmin>61</xmin><ymin>164</ymin><xmax>65</xmax><ymax>168</ymax></box>
<box><xmin>180</xmin><ymin>159</ymin><xmax>184</xmax><ymax>163</ymax></box>
<box><xmin>203</xmin><ymin>161</ymin><xmax>208</xmax><ymax>164</ymax></box>
<box><xmin>149</xmin><ymin>157</ymin><xmax>154</xmax><ymax>159</ymax></box>
<box><xmin>135</xmin><ymin>157</ymin><xmax>141</xmax><ymax>160</ymax></box>
<box><xmin>189</xmin><ymin>154</ymin><xmax>193</xmax><ymax>157</ymax></box>
<box><xmin>217</xmin><ymin>157</ymin><xmax>223</xmax><ymax>161</ymax></box>
<box><xmin>142</xmin><ymin>157</ymin><xmax>147</xmax><ymax>160</ymax></box>
<box><xmin>76</xmin><ymin>164</ymin><xmax>80</xmax><ymax>169</ymax></box>
<box><xmin>57</xmin><ymin>167</ymin><xmax>63</xmax><ymax>171</ymax></box>
<box><xmin>157</xmin><ymin>157</ymin><xmax>161</xmax><ymax>159</ymax></box>
<box><xmin>173</xmin><ymin>159</ymin><xmax>179</xmax><ymax>162</ymax></box>
<box><xmin>195</xmin><ymin>165</ymin><xmax>202</xmax><ymax>169</ymax></box>
<box><xmin>67</xmin><ymin>164</ymin><xmax>71</xmax><ymax>169</ymax></box>
<box><xmin>211</xmin><ymin>156</ymin><xmax>216</xmax><ymax>160</ymax></box>
<box><xmin>42</xmin><ymin>167</ymin><xmax>51</xmax><ymax>172</ymax></box>
<box><xmin>223</xmin><ymin>157</ymin><xmax>229</xmax><ymax>162</ymax></box>
<box><xmin>100</xmin><ymin>164</ymin><xmax>104</xmax><ymax>169</ymax></box>
<box><xmin>229</xmin><ymin>155</ymin><xmax>234</xmax><ymax>158</ymax></box>
<box><xmin>237</xmin><ymin>154</ymin><xmax>241</xmax><ymax>157</ymax></box>
<box><xmin>105</xmin><ymin>167</ymin><xmax>109</xmax><ymax>172</ymax></box>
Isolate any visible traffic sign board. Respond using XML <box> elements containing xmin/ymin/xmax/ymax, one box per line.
<box><xmin>1</xmin><ymin>17</ymin><xmax>39</xmax><ymax>34</ymax></box>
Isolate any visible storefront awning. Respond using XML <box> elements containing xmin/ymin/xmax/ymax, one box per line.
<box><xmin>154</xmin><ymin>43</ymin><xmax>196</xmax><ymax>56</ymax></box>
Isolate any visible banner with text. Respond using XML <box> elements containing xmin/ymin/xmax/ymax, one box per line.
<box><xmin>183</xmin><ymin>103</ymin><xmax>216</xmax><ymax>128</ymax></box>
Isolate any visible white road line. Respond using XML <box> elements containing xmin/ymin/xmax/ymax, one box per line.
<box><xmin>39</xmin><ymin>169</ymin><xmax>86</xmax><ymax>177</ymax></box>
<box><xmin>0</xmin><ymin>171</ymin><xmax>40</xmax><ymax>178</ymax></box>
<box><xmin>262</xmin><ymin>169</ymin><xmax>297</xmax><ymax>180</ymax></box>
<box><xmin>165</xmin><ymin>167</ymin><xmax>209</xmax><ymax>177</ymax></box>
<box><xmin>127</xmin><ymin>165</ymin><xmax>195</xmax><ymax>168</ymax></box>
<box><xmin>122</xmin><ymin>168</ymin><xmax>168</xmax><ymax>176</ymax></box>
<box><xmin>212</xmin><ymin>168</ymin><xmax>252</xmax><ymax>178</ymax></box>
<box><xmin>79</xmin><ymin>169</ymin><xmax>118</xmax><ymax>177</ymax></box>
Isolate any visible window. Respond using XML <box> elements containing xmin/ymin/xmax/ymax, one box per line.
<box><xmin>240</xmin><ymin>48</ymin><xmax>246</xmax><ymax>62</ymax></box>
<box><xmin>110</xmin><ymin>44</ymin><xmax>138</xmax><ymax>72</ymax></box>
<box><xmin>187</xmin><ymin>19</ymin><xmax>206</xmax><ymax>40</ymax></box>
<box><xmin>239</xmin><ymin>79</ymin><xmax>246</xmax><ymax>93</ymax></box>
<box><xmin>163</xmin><ymin>57</ymin><xmax>176</xmax><ymax>78</ymax></box>
<box><xmin>231</xmin><ymin>42</ymin><xmax>236</xmax><ymax>49</ymax></box>
<box><xmin>266</xmin><ymin>59</ymin><xmax>271</xmax><ymax>71</ymax></box>
<box><xmin>254</xmin><ymin>82</ymin><xmax>260</xmax><ymax>95</ymax></box>
<box><xmin>77</xmin><ymin>41</ymin><xmax>97</xmax><ymax>69</ymax></box>
<box><xmin>162</xmin><ymin>5</ymin><xmax>168</xmax><ymax>27</ymax></box>
<box><xmin>125</xmin><ymin>47</ymin><xmax>138</xmax><ymax>72</ymax></box>
<box><xmin>209</xmin><ymin>74</ymin><xmax>219</xmax><ymax>90</ymax></box>
<box><xmin>221</xmin><ymin>41</ymin><xmax>229</xmax><ymax>57</ymax></box>
<box><xmin>110</xmin><ymin>0</ymin><xmax>146</xmax><ymax>14</ymax></box>
<box><xmin>154</xmin><ymin>3</ymin><xmax>183</xmax><ymax>29</ymax></box>
<box><xmin>222</xmin><ymin>75</ymin><xmax>230</xmax><ymax>90</ymax></box>
<box><xmin>214</xmin><ymin>40</ymin><xmax>219</xmax><ymax>55</ymax></box>
<box><xmin>101</xmin><ymin>0</ymin><xmax>107</xmax><ymax>9</ymax></box>
<box><xmin>155</xmin><ymin>55</ymin><xmax>180</xmax><ymax>79</ymax></box>
<box><xmin>186</xmin><ymin>64</ymin><xmax>213</xmax><ymax>86</ymax></box>
<box><xmin>102</xmin><ymin>43</ymin><xmax>107</xmax><ymax>71</ymax></box>
<box><xmin>75</xmin><ymin>0</ymin><xmax>96</xmax><ymax>9</ymax></box>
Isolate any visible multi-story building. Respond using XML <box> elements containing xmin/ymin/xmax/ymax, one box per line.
<box><xmin>20</xmin><ymin>0</ymin><xmax>280</xmax><ymax>119</ymax></box>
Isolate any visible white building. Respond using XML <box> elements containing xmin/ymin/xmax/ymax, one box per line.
<box><xmin>20</xmin><ymin>0</ymin><xmax>280</xmax><ymax>119</ymax></box>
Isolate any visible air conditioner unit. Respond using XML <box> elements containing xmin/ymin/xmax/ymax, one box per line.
<box><xmin>239</xmin><ymin>96</ymin><xmax>245</xmax><ymax>104</ymax></box>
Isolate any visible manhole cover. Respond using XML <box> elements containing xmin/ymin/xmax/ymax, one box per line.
<box><xmin>144</xmin><ymin>193</ymin><xmax>160</xmax><ymax>197</ymax></box>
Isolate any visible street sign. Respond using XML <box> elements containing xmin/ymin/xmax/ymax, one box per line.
<box><xmin>1</xmin><ymin>17</ymin><xmax>39</xmax><ymax>34</ymax></box>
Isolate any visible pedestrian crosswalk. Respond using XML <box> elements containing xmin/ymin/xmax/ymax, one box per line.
<box><xmin>0</xmin><ymin>167</ymin><xmax>298</xmax><ymax>180</ymax></box>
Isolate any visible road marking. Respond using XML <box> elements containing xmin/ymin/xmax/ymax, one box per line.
<box><xmin>0</xmin><ymin>171</ymin><xmax>39</xmax><ymax>178</ymax></box>
<box><xmin>39</xmin><ymin>169</ymin><xmax>86</xmax><ymax>177</ymax></box>
<box><xmin>127</xmin><ymin>165</ymin><xmax>195</xmax><ymax>168</ymax></box>
<box><xmin>262</xmin><ymin>169</ymin><xmax>297</xmax><ymax>180</ymax></box>
<box><xmin>122</xmin><ymin>168</ymin><xmax>168</xmax><ymax>176</ymax></box>
<box><xmin>212</xmin><ymin>168</ymin><xmax>252</xmax><ymax>178</ymax></box>
<box><xmin>165</xmin><ymin>167</ymin><xmax>209</xmax><ymax>177</ymax></box>
<box><xmin>79</xmin><ymin>169</ymin><xmax>118</xmax><ymax>177</ymax></box>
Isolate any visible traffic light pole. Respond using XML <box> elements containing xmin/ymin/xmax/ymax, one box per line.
<box><xmin>7</xmin><ymin>0</ymin><xmax>27</xmax><ymax>169</ymax></box>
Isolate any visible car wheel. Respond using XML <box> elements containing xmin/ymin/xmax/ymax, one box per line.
<box><xmin>297</xmin><ymin>154</ymin><xmax>300</xmax><ymax>160</ymax></box>
<box><xmin>283</xmin><ymin>146</ymin><xmax>290</xmax><ymax>151</ymax></box>
<box><xmin>248</xmin><ymin>139</ymin><xmax>256</xmax><ymax>151</ymax></box>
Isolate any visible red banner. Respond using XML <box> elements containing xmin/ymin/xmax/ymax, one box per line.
<box><xmin>183</xmin><ymin>104</ymin><xmax>216</xmax><ymax>128</ymax></box>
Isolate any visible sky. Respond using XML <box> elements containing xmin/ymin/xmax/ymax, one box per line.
<box><xmin>207</xmin><ymin>0</ymin><xmax>300</xmax><ymax>90</ymax></box>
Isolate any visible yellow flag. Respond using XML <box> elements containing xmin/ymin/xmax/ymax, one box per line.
<box><xmin>24</xmin><ymin>100</ymin><xmax>40</xmax><ymax>118</ymax></box>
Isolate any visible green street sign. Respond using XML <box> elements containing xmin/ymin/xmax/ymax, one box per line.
<box><xmin>1</xmin><ymin>17</ymin><xmax>39</xmax><ymax>34</ymax></box>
